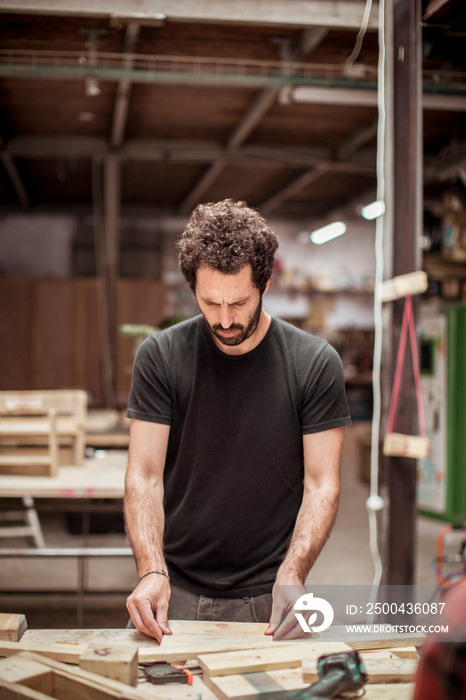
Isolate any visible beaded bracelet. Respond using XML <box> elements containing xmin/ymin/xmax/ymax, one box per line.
<box><xmin>137</xmin><ymin>569</ymin><xmax>170</xmax><ymax>584</ymax></box>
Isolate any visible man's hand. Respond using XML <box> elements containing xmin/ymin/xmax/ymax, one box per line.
<box><xmin>265</xmin><ymin>582</ymin><xmax>309</xmax><ymax>640</ymax></box>
<box><xmin>126</xmin><ymin>575</ymin><xmax>172</xmax><ymax>643</ymax></box>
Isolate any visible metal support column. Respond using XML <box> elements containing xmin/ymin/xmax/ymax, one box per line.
<box><xmin>383</xmin><ymin>0</ymin><xmax>423</xmax><ymax>585</ymax></box>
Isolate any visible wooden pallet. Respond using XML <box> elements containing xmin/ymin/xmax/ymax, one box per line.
<box><xmin>0</xmin><ymin>622</ymin><xmax>421</xmax><ymax>700</ymax></box>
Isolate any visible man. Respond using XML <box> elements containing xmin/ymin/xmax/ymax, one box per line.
<box><xmin>124</xmin><ymin>199</ymin><xmax>351</xmax><ymax>642</ymax></box>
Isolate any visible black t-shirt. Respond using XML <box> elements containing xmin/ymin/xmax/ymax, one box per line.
<box><xmin>126</xmin><ymin>315</ymin><xmax>351</xmax><ymax>597</ymax></box>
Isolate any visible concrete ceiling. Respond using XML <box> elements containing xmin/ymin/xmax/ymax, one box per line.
<box><xmin>0</xmin><ymin>0</ymin><xmax>465</xmax><ymax>222</ymax></box>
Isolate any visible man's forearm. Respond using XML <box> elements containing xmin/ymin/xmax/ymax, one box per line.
<box><xmin>276</xmin><ymin>485</ymin><xmax>340</xmax><ymax>584</ymax></box>
<box><xmin>124</xmin><ymin>474</ymin><xmax>166</xmax><ymax>577</ymax></box>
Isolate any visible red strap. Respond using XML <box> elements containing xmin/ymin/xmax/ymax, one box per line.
<box><xmin>386</xmin><ymin>295</ymin><xmax>427</xmax><ymax>437</ymax></box>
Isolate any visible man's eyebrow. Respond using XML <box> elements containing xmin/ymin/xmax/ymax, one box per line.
<box><xmin>201</xmin><ymin>295</ymin><xmax>249</xmax><ymax>305</ymax></box>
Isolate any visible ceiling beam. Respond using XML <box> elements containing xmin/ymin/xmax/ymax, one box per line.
<box><xmin>260</xmin><ymin>167</ymin><xmax>327</xmax><ymax>215</ymax></box>
<box><xmin>334</xmin><ymin>119</ymin><xmax>378</xmax><ymax>160</ymax></box>
<box><xmin>110</xmin><ymin>22</ymin><xmax>140</xmax><ymax>148</ymax></box>
<box><xmin>0</xmin><ymin>152</ymin><xmax>30</xmax><ymax>208</ymax></box>
<box><xmin>0</xmin><ymin>135</ymin><xmax>30</xmax><ymax>209</ymax></box>
<box><xmin>0</xmin><ymin>1</ymin><xmax>380</xmax><ymax>30</ymax></box>
<box><xmin>261</xmin><ymin>93</ymin><xmax>379</xmax><ymax>215</ymax></box>
<box><xmin>178</xmin><ymin>27</ymin><xmax>330</xmax><ymax>215</ymax></box>
<box><xmin>2</xmin><ymin>134</ymin><xmax>376</xmax><ymax>172</ymax></box>
<box><xmin>0</xmin><ymin>57</ymin><xmax>463</xmax><ymax>109</ymax></box>
<box><xmin>425</xmin><ymin>140</ymin><xmax>466</xmax><ymax>182</ymax></box>
<box><xmin>422</xmin><ymin>0</ymin><xmax>455</xmax><ymax>21</ymax></box>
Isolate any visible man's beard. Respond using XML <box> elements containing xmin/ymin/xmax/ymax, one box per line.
<box><xmin>209</xmin><ymin>298</ymin><xmax>262</xmax><ymax>347</ymax></box>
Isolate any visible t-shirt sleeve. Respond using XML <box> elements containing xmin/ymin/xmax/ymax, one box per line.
<box><xmin>125</xmin><ymin>335</ymin><xmax>173</xmax><ymax>425</ymax></box>
<box><xmin>300</xmin><ymin>342</ymin><xmax>352</xmax><ymax>434</ymax></box>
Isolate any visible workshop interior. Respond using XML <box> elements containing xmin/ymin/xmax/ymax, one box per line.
<box><xmin>0</xmin><ymin>1</ymin><xmax>465</xmax><ymax>698</ymax></box>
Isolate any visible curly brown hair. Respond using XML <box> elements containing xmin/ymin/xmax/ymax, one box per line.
<box><xmin>177</xmin><ymin>199</ymin><xmax>279</xmax><ymax>294</ymax></box>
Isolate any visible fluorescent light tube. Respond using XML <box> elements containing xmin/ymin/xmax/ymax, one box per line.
<box><xmin>362</xmin><ymin>200</ymin><xmax>385</xmax><ymax>220</ymax></box>
<box><xmin>310</xmin><ymin>221</ymin><xmax>347</xmax><ymax>245</ymax></box>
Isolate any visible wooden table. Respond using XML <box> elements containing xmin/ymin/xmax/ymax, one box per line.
<box><xmin>0</xmin><ymin>451</ymin><xmax>130</xmax><ymax>625</ymax></box>
<box><xmin>0</xmin><ymin>450</ymin><xmax>127</xmax><ymax>500</ymax></box>
<box><xmin>0</xmin><ymin>621</ymin><xmax>419</xmax><ymax>699</ymax></box>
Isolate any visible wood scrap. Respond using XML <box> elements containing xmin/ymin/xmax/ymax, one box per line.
<box><xmin>198</xmin><ymin>642</ymin><xmax>351</xmax><ymax>676</ymax></box>
<box><xmin>0</xmin><ymin>614</ymin><xmax>27</xmax><ymax>642</ymax></box>
<box><xmin>79</xmin><ymin>643</ymin><xmax>139</xmax><ymax>687</ymax></box>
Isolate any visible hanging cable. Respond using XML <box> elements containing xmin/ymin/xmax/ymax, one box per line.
<box><xmin>365</xmin><ymin>0</ymin><xmax>387</xmax><ymax>620</ymax></box>
<box><xmin>346</xmin><ymin>0</ymin><xmax>374</xmax><ymax>66</ymax></box>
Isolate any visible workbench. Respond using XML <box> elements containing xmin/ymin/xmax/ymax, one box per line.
<box><xmin>0</xmin><ymin>451</ymin><xmax>130</xmax><ymax>626</ymax></box>
<box><xmin>0</xmin><ymin>621</ymin><xmax>419</xmax><ymax>699</ymax></box>
<box><xmin>0</xmin><ymin>450</ymin><xmax>127</xmax><ymax>500</ymax></box>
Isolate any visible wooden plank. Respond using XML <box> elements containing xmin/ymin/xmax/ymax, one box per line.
<box><xmin>20</xmin><ymin>623</ymin><xmax>283</xmax><ymax>665</ymax></box>
<box><xmin>362</xmin><ymin>645</ymin><xmax>419</xmax><ymax>660</ymax></box>
<box><xmin>356</xmin><ymin>685</ymin><xmax>415</xmax><ymax>700</ymax></box>
<box><xmin>348</xmin><ymin>633</ymin><xmax>425</xmax><ymax>651</ymax></box>
<box><xmin>0</xmin><ymin>456</ymin><xmax>54</xmax><ymax>477</ymax></box>
<box><xmin>2</xmin><ymin>633</ymin><xmax>281</xmax><ymax>667</ymax></box>
<box><xmin>198</xmin><ymin>642</ymin><xmax>351</xmax><ymax>677</ymax></box>
<box><xmin>0</xmin><ymin>454</ymin><xmax>127</xmax><ymax>499</ymax></box>
<box><xmin>203</xmin><ymin>668</ymin><xmax>308</xmax><ymax>700</ymax></box>
<box><xmin>302</xmin><ymin>651</ymin><xmax>417</xmax><ymax>683</ymax></box>
<box><xmin>0</xmin><ymin>615</ymin><xmax>27</xmax><ymax>642</ymax></box>
<box><xmin>169</xmin><ymin>622</ymin><xmax>268</xmax><ymax>636</ymax></box>
<box><xmin>389</xmin><ymin>646</ymin><xmax>419</xmax><ymax>660</ymax></box>
<box><xmin>79</xmin><ymin>643</ymin><xmax>139</xmax><ymax>687</ymax></box>
<box><xmin>19</xmin><ymin>623</ymin><xmax>424</xmax><ymax>665</ymax></box>
<box><xmin>0</xmin><ymin>641</ymin><xmax>86</xmax><ymax>664</ymax></box>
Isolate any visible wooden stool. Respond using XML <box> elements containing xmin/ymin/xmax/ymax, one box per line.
<box><xmin>0</xmin><ymin>496</ymin><xmax>45</xmax><ymax>548</ymax></box>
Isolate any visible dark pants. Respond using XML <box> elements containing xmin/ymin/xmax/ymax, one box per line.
<box><xmin>169</xmin><ymin>582</ymin><xmax>273</xmax><ymax>622</ymax></box>
<box><xmin>127</xmin><ymin>582</ymin><xmax>273</xmax><ymax>627</ymax></box>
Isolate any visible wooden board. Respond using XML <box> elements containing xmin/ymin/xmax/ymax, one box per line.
<box><xmin>0</xmin><ymin>641</ymin><xmax>87</xmax><ymax>664</ymax></box>
<box><xmin>0</xmin><ymin>452</ymin><xmax>127</xmax><ymax>499</ymax></box>
<box><xmin>0</xmin><ymin>614</ymin><xmax>27</xmax><ymax>642</ymax></box>
<box><xmin>319</xmin><ymin>629</ymin><xmax>426</xmax><ymax>651</ymax></box>
<box><xmin>198</xmin><ymin>642</ymin><xmax>351</xmax><ymax>676</ymax></box>
<box><xmin>17</xmin><ymin>623</ymin><xmax>425</xmax><ymax>665</ymax></box>
<box><xmin>352</xmin><ymin>685</ymin><xmax>415</xmax><ymax>700</ymax></box>
<box><xmin>204</xmin><ymin>667</ymin><xmax>309</xmax><ymax>700</ymax></box>
<box><xmin>18</xmin><ymin>620</ymin><xmax>289</xmax><ymax>663</ymax></box>
<box><xmin>5</xmin><ymin>623</ymin><xmax>282</xmax><ymax>665</ymax></box>
<box><xmin>383</xmin><ymin>646</ymin><xmax>419</xmax><ymax>659</ymax></box>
